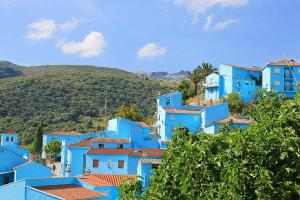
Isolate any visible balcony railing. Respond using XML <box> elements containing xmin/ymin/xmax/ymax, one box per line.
<box><xmin>205</xmin><ymin>81</ymin><xmax>219</xmax><ymax>88</ymax></box>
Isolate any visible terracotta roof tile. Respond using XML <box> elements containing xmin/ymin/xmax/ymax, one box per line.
<box><xmin>163</xmin><ymin>108</ymin><xmax>202</xmax><ymax>114</ymax></box>
<box><xmin>69</xmin><ymin>138</ymin><xmax>93</xmax><ymax>147</ymax></box>
<box><xmin>33</xmin><ymin>184</ymin><xmax>106</xmax><ymax>200</ymax></box>
<box><xmin>223</xmin><ymin>64</ymin><xmax>262</xmax><ymax>72</ymax></box>
<box><xmin>87</xmin><ymin>148</ymin><xmax>164</xmax><ymax>157</ymax></box>
<box><xmin>135</xmin><ymin>122</ymin><xmax>150</xmax><ymax>128</ymax></box>
<box><xmin>267</xmin><ymin>59</ymin><xmax>300</xmax><ymax>66</ymax></box>
<box><xmin>140</xmin><ymin>158</ymin><xmax>162</xmax><ymax>164</ymax></box>
<box><xmin>80</xmin><ymin>174</ymin><xmax>138</xmax><ymax>187</ymax></box>
<box><xmin>215</xmin><ymin>117</ymin><xmax>253</xmax><ymax>124</ymax></box>
<box><xmin>87</xmin><ymin>148</ymin><xmax>133</xmax><ymax>155</ymax></box>
<box><xmin>0</xmin><ymin>129</ymin><xmax>16</xmax><ymax>134</ymax></box>
<box><xmin>92</xmin><ymin>138</ymin><xmax>131</xmax><ymax>143</ymax></box>
<box><xmin>129</xmin><ymin>148</ymin><xmax>164</xmax><ymax>157</ymax></box>
<box><xmin>49</xmin><ymin>131</ymin><xmax>82</xmax><ymax>136</ymax></box>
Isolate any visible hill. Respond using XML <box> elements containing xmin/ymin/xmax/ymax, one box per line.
<box><xmin>0</xmin><ymin>61</ymin><xmax>174</xmax><ymax>145</ymax></box>
<box><xmin>135</xmin><ymin>70</ymin><xmax>188</xmax><ymax>82</ymax></box>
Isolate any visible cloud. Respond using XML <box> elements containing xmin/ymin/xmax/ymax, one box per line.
<box><xmin>26</xmin><ymin>19</ymin><xmax>57</xmax><ymax>40</ymax></box>
<box><xmin>27</xmin><ymin>18</ymin><xmax>81</xmax><ymax>40</ymax></box>
<box><xmin>213</xmin><ymin>19</ymin><xmax>239</xmax><ymax>31</ymax></box>
<box><xmin>59</xmin><ymin>17</ymin><xmax>80</xmax><ymax>32</ymax></box>
<box><xmin>203</xmin><ymin>15</ymin><xmax>213</xmax><ymax>31</ymax></box>
<box><xmin>57</xmin><ymin>31</ymin><xmax>106</xmax><ymax>57</ymax></box>
<box><xmin>137</xmin><ymin>43</ymin><xmax>167</xmax><ymax>59</ymax></box>
<box><xmin>173</xmin><ymin>0</ymin><xmax>248</xmax><ymax>14</ymax></box>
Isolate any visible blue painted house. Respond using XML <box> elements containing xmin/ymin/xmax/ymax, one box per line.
<box><xmin>0</xmin><ymin>129</ymin><xmax>51</xmax><ymax>186</ymax></box>
<box><xmin>156</xmin><ymin>91</ymin><xmax>251</xmax><ymax>142</ymax></box>
<box><xmin>262</xmin><ymin>59</ymin><xmax>300</xmax><ymax>98</ymax></box>
<box><xmin>0</xmin><ymin>129</ymin><xmax>18</xmax><ymax>147</ymax></box>
<box><xmin>205</xmin><ymin>64</ymin><xmax>262</xmax><ymax>103</ymax></box>
<box><xmin>0</xmin><ymin>177</ymin><xmax>107</xmax><ymax>200</ymax></box>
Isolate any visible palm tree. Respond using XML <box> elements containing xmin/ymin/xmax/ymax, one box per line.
<box><xmin>196</xmin><ymin>62</ymin><xmax>218</xmax><ymax>79</ymax></box>
<box><xmin>185</xmin><ymin>70</ymin><xmax>202</xmax><ymax>96</ymax></box>
<box><xmin>196</xmin><ymin>63</ymin><xmax>218</xmax><ymax>93</ymax></box>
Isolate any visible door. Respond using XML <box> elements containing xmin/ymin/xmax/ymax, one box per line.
<box><xmin>3</xmin><ymin>175</ymin><xmax>10</xmax><ymax>185</ymax></box>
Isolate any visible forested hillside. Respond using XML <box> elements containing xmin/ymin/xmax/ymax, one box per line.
<box><xmin>0</xmin><ymin>61</ymin><xmax>173</xmax><ymax>145</ymax></box>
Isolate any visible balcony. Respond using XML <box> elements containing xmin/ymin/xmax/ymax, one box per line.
<box><xmin>205</xmin><ymin>81</ymin><xmax>219</xmax><ymax>88</ymax></box>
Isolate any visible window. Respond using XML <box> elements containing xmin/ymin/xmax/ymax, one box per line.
<box><xmin>98</xmin><ymin>144</ymin><xmax>104</xmax><ymax>148</ymax></box>
<box><xmin>93</xmin><ymin>159</ymin><xmax>99</xmax><ymax>168</ymax></box>
<box><xmin>194</xmin><ymin>116</ymin><xmax>199</xmax><ymax>121</ymax></box>
<box><xmin>6</xmin><ymin>137</ymin><xmax>9</xmax><ymax>142</ymax></box>
<box><xmin>10</xmin><ymin>137</ymin><xmax>13</xmax><ymax>142</ymax></box>
<box><xmin>170</xmin><ymin>126</ymin><xmax>175</xmax><ymax>132</ymax></box>
<box><xmin>118</xmin><ymin>160</ymin><xmax>124</xmax><ymax>168</ymax></box>
<box><xmin>298</xmin><ymin>68</ymin><xmax>300</xmax><ymax>74</ymax></box>
<box><xmin>152</xmin><ymin>164</ymin><xmax>159</xmax><ymax>169</ymax></box>
<box><xmin>274</xmin><ymin>81</ymin><xmax>280</xmax><ymax>86</ymax></box>
<box><xmin>274</xmin><ymin>68</ymin><xmax>280</xmax><ymax>74</ymax></box>
<box><xmin>117</xmin><ymin>144</ymin><xmax>124</xmax><ymax>149</ymax></box>
<box><xmin>170</xmin><ymin>115</ymin><xmax>175</xmax><ymax>121</ymax></box>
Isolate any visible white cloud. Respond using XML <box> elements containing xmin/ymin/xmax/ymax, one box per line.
<box><xmin>203</xmin><ymin>15</ymin><xmax>213</xmax><ymax>31</ymax></box>
<box><xmin>59</xmin><ymin>17</ymin><xmax>80</xmax><ymax>32</ymax></box>
<box><xmin>137</xmin><ymin>43</ymin><xmax>167</xmax><ymax>59</ymax></box>
<box><xmin>57</xmin><ymin>31</ymin><xmax>106</xmax><ymax>57</ymax></box>
<box><xmin>213</xmin><ymin>19</ymin><xmax>239</xmax><ymax>31</ymax></box>
<box><xmin>27</xmin><ymin>18</ymin><xmax>81</xmax><ymax>40</ymax></box>
<box><xmin>26</xmin><ymin>19</ymin><xmax>57</xmax><ymax>40</ymax></box>
<box><xmin>173</xmin><ymin>0</ymin><xmax>248</xmax><ymax>14</ymax></box>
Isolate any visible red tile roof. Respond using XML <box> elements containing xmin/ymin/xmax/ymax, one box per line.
<box><xmin>92</xmin><ymin>138</ymin><xmax>131</xmax><ymax>144</ymax></box>
<box><xmin>69</xmin><ymin>138</ymin><xmax>93</xmax><ymax>147</ymax></box>
<box><xmin>163</xmin><ymin>108</ymin><xmax>202</xmax><ymax>114</ymax></box>
<box><xmin>130</xmin><ymin>148</ymin><xmax>164</xmax><ymax>157</ymax></box>
<box><xmin>267</xmin><ymin>59</ymin><xmax>300</xmax><ymax>66</ymax></box>
<box><xmin>223</xmin><ymin>64</ymin><xmax>262</xmax><ymax>72</ymax></box>
<box><xmin>215</xmin><ymin>117</ymin><xmax>253</xmax><ymax>124</ymax></box>
<box><xmin>135</xmin><ymin>122</ymin><xmax>150</xmax><ymax>128</ymax></box>
<box><xmin>33</xmin><ymin>184</ymin><xmax>106</xmax><ymax>200</ymax></box>
<box><xmin>80</xmin><ymin>174</ymin><xmax>138</xmax><ymax>187</ymax></box>
<box><xmin>0</xmin><ymin>129</ymin><xmax>16</xmax><ymax>134</ymax></box>
<box><xmin>49</xmin><ymin>131</ymin><xmax>82</xmax><ymax>136</ymax></box>
<box><xmin>87</xmin><ymin>148</ymin><xmax>133</xmax><ymax>155</ymax></box>
<box><xmin>140</xmin><ymin>158</ymin><xmax>162</xmax><ymax>164</ymax></box>
<box><xmin>87</xmin><ymin>148</ymin><xmax>164</xmax><ymax>157</ymax></box>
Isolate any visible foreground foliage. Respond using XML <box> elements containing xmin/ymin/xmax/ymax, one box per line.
<box><xmin>121</xmin><ymin>91</ymin><xmax>300</xmax><ymax>199</ymax></box>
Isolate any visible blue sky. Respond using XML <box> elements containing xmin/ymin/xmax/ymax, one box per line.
<box><xmin>0</xmin><ymin>0</ymin><xmax>299</xmax><ymax>72</ymax></box>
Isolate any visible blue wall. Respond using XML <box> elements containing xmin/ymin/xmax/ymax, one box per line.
<box><xmin>0</xmin><ymin>133</ymin><xmax>18</xmax><ymax>147</ymax></box>
<box><xmin>14</xmin><ymin>162</ymin><xmax>51</xmax><ymax>181</ymax></box>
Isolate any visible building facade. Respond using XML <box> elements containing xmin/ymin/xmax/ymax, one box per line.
<box><xmin>262</xmin><ymin>59</ymin><xmax>300</xmax><ymax>98</ymax></box>
<box><xmin>205</xmin><ymin>64</ymin><xmax>262</xmax><ymax>103</ymax></box>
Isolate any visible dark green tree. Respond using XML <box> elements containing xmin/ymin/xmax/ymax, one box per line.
<box><xmin>223</xmin><ymin>92</ymin><xmax>245</xmax><ymax>114</ymax></box>
<box><xmin>31</xmin><ymin>121</ymin><xmax>44</xmax><ymax>155</ymax></box>
<box><xmin>185</xmin><ymin>70</ymin><xmax>202</xmax><ymax>96</ymax></box>
<box><xmin>177</xmin><ymin>80</ymin><xmax>194</xmax><ymax>101</ymax></box>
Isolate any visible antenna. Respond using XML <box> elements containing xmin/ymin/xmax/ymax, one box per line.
<box><xmin>104</xmin><ymin>88</ymin><xmax>108</xmax><ymax>118</ymax></box>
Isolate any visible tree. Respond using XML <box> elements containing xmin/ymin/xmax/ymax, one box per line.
<box><xmin>44</xmin><ymin>139</ymin><xmax>61</xmax><ymax>160</ymax></box>
<box><xmin>223</xmin><ymin>92</ymin><xmax>245</xmax><ymax>114</ymax></box>
<box><xmin>196</xmin><ymin>62</ymin><xmax>218</xmax><ymax>93</ymax></box>
<box><xmin>185</xmin><ymin>70</ymin><xmax>202</xmax><ymax>96</ymax></box>
<box><xmin>31</xmin><ymin>121</ymin><xmax>44</xmax><ymax>155</ymax></box>
<box><xmin>196</xmin><ymin>62</ymin><xmax>218</xmax><ymax>79</ymax></box>
<box><xmin>119</xmin><ymin>178</ymin><xmax>144</xmax><ymax>200</ymax></box>
<box><xmin>117</xmin><ymin>104</ymin><xmax>143</xmax><ymax>121</ymax></box>
<box><xmin>177</xmin><ymin>80</ymin><xmax>194</xmax><ymax>101</ymax></box>
<box><xmin>125</xmin><ymin>90</ymin><xmax>300</xmax><ymax>199</ymax></box>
